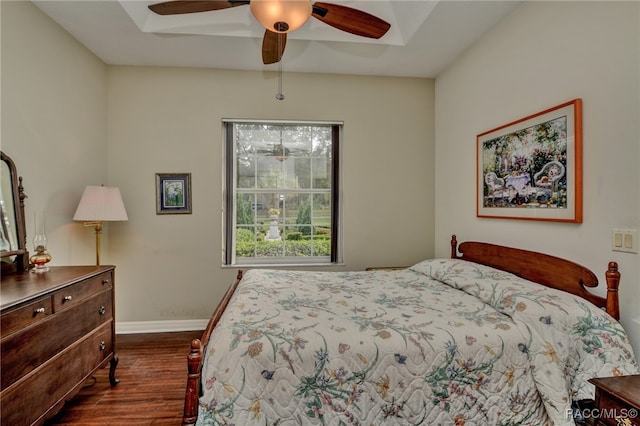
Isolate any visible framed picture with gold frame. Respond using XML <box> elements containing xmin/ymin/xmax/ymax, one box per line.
<box><xmin>156</xmin><ymin>173</ymin><xmax>192</xmax><ymax>215</ymax></box>
<box><xmin>477</xmin><ymin>99</ymin><xmax>582</xmax><ymax>223</ymax></box>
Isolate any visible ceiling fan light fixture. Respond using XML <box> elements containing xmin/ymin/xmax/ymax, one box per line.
<box><xmin>250</xmin><ymin>0</ymin><xmax>312</xmax><ymax>33</ymax></box>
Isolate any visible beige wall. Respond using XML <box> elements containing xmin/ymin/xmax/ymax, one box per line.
<box><xmin>106</xmin><ymin>66</ymin><xmax>434</xmax><ymax>322</ymax></box>
<box><xmin>1</xmin><ymin>2</ymin><xmax>435</xmax><ymax>323</ymax></box>
<box><xmin>434</xmin><ymin>1</ymin><xmax>640</xmax><ymax>358</ymax></box>
<box><xmin>1</xmin><ymin>1</ymin><xmax>108</xmax><ymax>264</ymax></box>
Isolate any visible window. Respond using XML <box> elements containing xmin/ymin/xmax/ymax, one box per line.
<box><xmin>224</xmin><ymin>120</ymin><xmax>341</xmax><ymax>266</ymax></box>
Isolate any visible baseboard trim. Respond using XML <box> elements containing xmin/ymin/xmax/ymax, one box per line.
<box><xmin>116</xmin><ymin>319</ymin><xmax>208</xmax><ymax>334</ymax></box>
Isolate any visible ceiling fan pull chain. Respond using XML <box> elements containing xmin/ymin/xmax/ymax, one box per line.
<box><xmin>276</xmin><ymin>62</ymin><xmax>284</xmax><ymax>101</ymax></box>
<box><xmin>276</xmin><ymin>33</ymin><xmax>285</xmax><ymax>101</ymax></box>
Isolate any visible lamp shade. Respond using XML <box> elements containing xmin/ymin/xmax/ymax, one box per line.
<box><xmin>250</xmin><ymin>0</ymin><xmax>312</xmax><ymax>33</ymax></box>
<box><xmin>73</xmin><ymin>186</ymin><xmax>128</xmax><ymax>222</ymax></box>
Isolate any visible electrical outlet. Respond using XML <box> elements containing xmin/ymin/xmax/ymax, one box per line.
<box><xmin>612</xmin><ymin>228</ymin><xmax>638</xmax><ymax>253</ymax></box>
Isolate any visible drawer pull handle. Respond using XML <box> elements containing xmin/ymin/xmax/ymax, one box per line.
<box><xmin>98</xmin><ymin>306</ymin><xmax>106</xmax><ymax>315</ymax></box>
<box><xmin>98</xmin><ymin>341</ymin><xmax>106</xmax><ymax>351</ymax></box>
<box><xmin>33</xmin><ymin>307</ymin><xmax>46</xmax><ymax>315</ymax></box>
<box><xmin>63</xmin><ymin>295</ymin><xmax>73</xmax><ymax>302</ymax></box>
<box><xmin>102</xmin><ymin>279</ymin><xmax>110</xmax><ymax>285</ymax></box>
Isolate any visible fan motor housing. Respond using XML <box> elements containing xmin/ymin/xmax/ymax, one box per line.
<box><xmin>274</xmin><ymin>22</ymin><xmax>289</xmax><ymax>32</ymax></box>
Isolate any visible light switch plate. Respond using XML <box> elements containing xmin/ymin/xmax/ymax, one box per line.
<box><xmin>612</xmin><ymin>228</ymin><xmax>638</xmax><ymax>253</ymax></box>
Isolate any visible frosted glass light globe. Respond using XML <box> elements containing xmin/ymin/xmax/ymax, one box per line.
<box><xmin>250</xmin><ymin>0</ymin><xmax>312</xmax><ymax>33</ymax></box>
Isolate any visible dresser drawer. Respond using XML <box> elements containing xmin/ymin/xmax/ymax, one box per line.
<box><xmin>53</xmin><ymin>270</ymin><xmax>113</xmax><ymax>312</ymax></box>
<box><xmin>0</xmin><ymin>321</ymin><xmax>114</xmax><ymax>426</ymax></box>
<box><xmin>0</xmin><ymin>295</ymin><xmax>52</xmax><ymax>337</ymax></box>
<box><xmin>0</xmin><ymin>289</ymin><xmax>113</xmax><ymax>390</ymax></box>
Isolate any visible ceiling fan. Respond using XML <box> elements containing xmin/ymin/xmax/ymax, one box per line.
<box><xmin>255</xmin><ymin>143</ymin><xmax>297</xmax><ymax>160</ymax></box>
<box><xmin>147</xmin><ymin>0</ymin><xmax>391</xmax><ymax>64</ymax></box>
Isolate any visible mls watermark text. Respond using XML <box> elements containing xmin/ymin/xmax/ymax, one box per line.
<box><xmin>568</xmin><ymin>407</ymin><xmax>638</xmax><ymax>423</ymax></box>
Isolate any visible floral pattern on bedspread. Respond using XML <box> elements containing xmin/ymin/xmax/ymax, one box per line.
<box><xmin>410</xmin><ymin>259</ymin><xmax>638</xmax><ymax>425</ymax></box>
<box><xmin>197</xmin><ymin>260</ymin><xmax>637</xmax><ymax>426</ymax></box>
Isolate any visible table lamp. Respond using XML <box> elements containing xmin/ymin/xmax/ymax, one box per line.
<box><xmin>73</xmin><ymin>185</ymin><xmax>128</xmax><ymax>265</ymax></box>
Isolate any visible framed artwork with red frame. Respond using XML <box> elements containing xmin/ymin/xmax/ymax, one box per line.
<box><xmin>477</xmin><ymin>99</ymin><xmax>582</xmax><ymax>223</ymax></box>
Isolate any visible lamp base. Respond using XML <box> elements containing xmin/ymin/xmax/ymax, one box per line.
<box><xmin>83</xmin><ymin>221</ymin><xmax>103</xmax><ymax>265</ymax></box>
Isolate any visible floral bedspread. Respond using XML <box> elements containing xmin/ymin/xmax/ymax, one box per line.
<box><xmin>197</xmin><ymin>259</ymin><xmax>637</xmax><ymax>425</ymax></box>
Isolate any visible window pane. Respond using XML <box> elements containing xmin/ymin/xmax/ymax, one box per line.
<box><xmin>312</xmin><ymin>157</ymin><xmax>330</xmax><ymax>189</ymax></box>
<box><xmin>313</xmin><ymin>193</ymin><xmax>332</xmax><ymax>229</ymax></box>
<box><xmin>236</xmin><ymin>193</ymin><xmax>255</xmax><ymax>224</ymax></box>
<box><xmin>237</xmin><ymin>156</ymin><xmax>255</xmax><ymax>189</ymax></box>
<box><xmin>256</xmin><ymin>157</ymin><xmax>280</xmax><ymax>188</ymax></box>
<box><xmin>280</xmin><ymin>159</ymin><xmax>298</xmax><ymax>189</ymax></box>
<box><xmin>226</xmin><ymin>121</ymin><xmax>339</xmax><ymax>265</ymax></box>
<box><xmin>313</xmin><ymin>128</ymin><xmax>332</xmax><ymax>155</ymax></box>
<box><xmin>283</xmin><ymin>126</ymin><xmax>312</xmax><ymax>157</ymax></box>
<box><xmin>236</xmin><ymin>226</ymin><xmax>257</xmax><ymax>258</ymax></box>
<box><xmin>293</xmin><ymin>157</ymin><xmax>311</xmax><ymax>188</ymax></box>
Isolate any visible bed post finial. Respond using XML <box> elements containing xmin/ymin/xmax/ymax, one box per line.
<box><xmin>605</xmin><ymin>262</ymin><xmax>620</xmax><ymax>320</ymax></box>
<box><xmin>450</xmin><ymin>235</ymin><xmax>458</xmax><ymax>259</ymax></box>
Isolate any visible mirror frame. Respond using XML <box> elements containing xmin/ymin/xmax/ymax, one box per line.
<box><xmin>1</xmin><ymin>151</ymin><xmax>29</xmax><ymax>273</ymax></box>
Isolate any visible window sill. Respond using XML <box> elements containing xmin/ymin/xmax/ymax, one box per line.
<box><xmin>222</xmin><ymin>263</ymin><xmax>345</xmax><ymax>269</ymax></box>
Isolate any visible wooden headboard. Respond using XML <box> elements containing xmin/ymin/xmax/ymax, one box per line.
<box><xmin>450</xmin><ymin>235</ymin><xmax>620</xmax><ymax>320</ymax></box>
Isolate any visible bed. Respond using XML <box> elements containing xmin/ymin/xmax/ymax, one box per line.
<box><xmin>182</xmin><ymin>236</ymin><xmax>638</xmax><ymax>425</ymax></box>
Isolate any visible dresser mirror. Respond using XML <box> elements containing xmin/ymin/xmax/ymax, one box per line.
<box><xmin>0</xmin><ymin>151</ymin><xmax>29</xmax><ymax>273</ymax></box>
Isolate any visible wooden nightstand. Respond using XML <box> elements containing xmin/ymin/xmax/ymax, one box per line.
<box><xmin>365</xmin><ymin>266</ymin><xmax>408</xmax><ymax>271</ymax></box>
<box><xmin>589</xmin><ymin>375</ymin><xmax>640</xmax><ymax>426</ymax></box>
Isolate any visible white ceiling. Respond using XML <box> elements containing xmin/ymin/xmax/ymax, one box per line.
<box><xmin>33</xmin><ymin>0</ymin><xmax>521</xmax><ymax>78</ymax></box>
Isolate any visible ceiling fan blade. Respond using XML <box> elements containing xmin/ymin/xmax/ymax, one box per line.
<box><xmin>148</xmin><ymin>1</ymin><xmax>248</xmax><ymax>16</ymax></box>
<box><xmin>262</xmin><ymin>30</ymin><xmax>287</xmax><ymax>65</ymax></box>
<box><xmin>312</xmin><ymin>2</ymin><xmax>390</xmax><ymax>39</ymax></box>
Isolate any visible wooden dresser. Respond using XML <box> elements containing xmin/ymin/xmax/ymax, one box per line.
<box><xmin>1</xmin><ymin>266</ymin><xmax>118</xmax><ymax>425</ymax></box>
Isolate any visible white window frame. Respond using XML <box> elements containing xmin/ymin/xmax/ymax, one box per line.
<box><xmin>223</xmin><ymin>119</ymin><xmax>342</xmax><ymax>267</ymax></box>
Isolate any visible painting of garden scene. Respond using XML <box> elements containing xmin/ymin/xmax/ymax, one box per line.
<box><xmin>481</xmin><ymin>115</ymin><xmax>569</xmax><ymax>209</ymax></box>
<box><xmin>156</xmin><ymin>173</ymin><xmax>192</xmax><ymax>214</ymax></box>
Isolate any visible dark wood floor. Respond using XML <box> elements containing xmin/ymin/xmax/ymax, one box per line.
<box><xmin>46</xmin><ymin>330</ymin><xmax>202</xmax><ymax>425</ymax></box>
<box><xmin>44</xmin><ymin>330</ymin><xmax>594</xmax><ymax>425</ymax></box>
